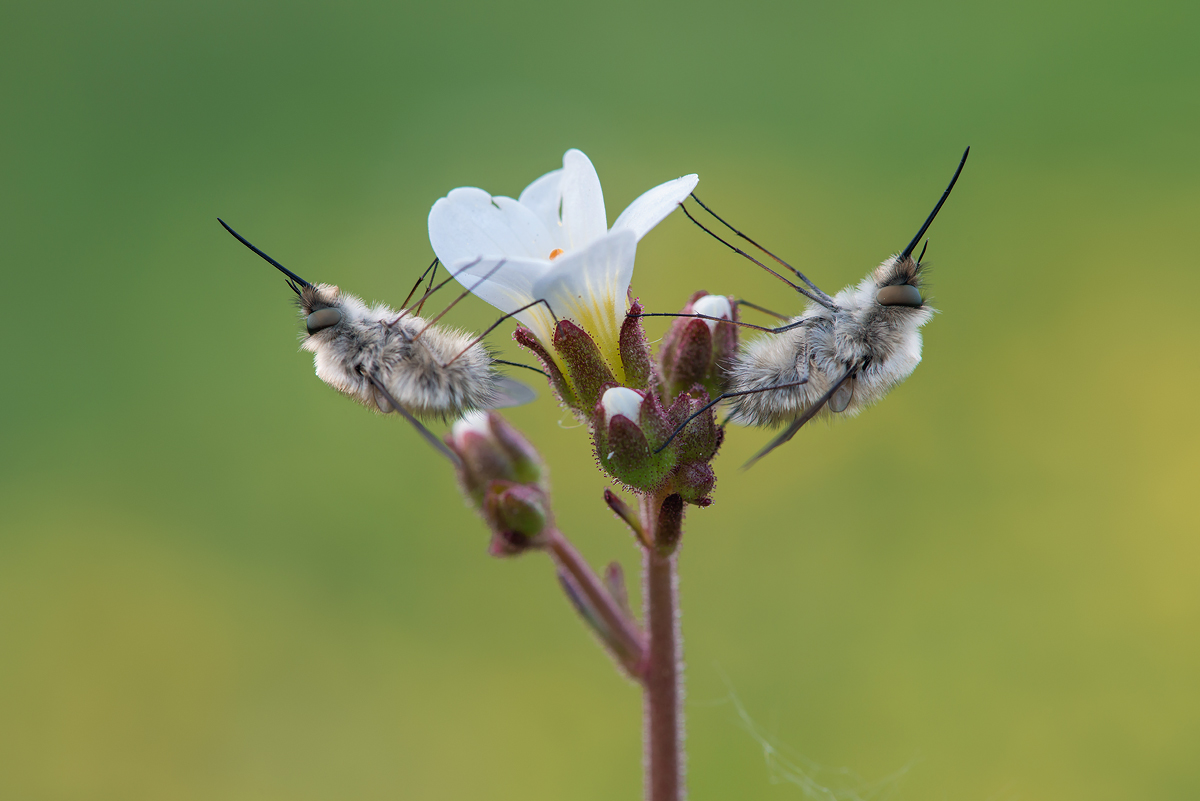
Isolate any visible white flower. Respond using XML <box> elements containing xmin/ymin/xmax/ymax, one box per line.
<box><xmin>428</xmin><ymin>149</ymin><xmax>698</xmax><ymax>378</ymax></box>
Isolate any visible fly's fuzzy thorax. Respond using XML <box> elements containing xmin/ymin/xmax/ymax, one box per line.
<box><xmin>724</xmin><ymin>255</ymin><xmax>935</xmax><ymax>428</ymax></box>
<box><xmin>295</xmin><ymin>283</ymin><xmax>498</xmax><ymax>420</ymax></box>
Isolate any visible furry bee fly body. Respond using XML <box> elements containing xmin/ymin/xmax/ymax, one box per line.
<box><xmin>295</xmin><ymin>281</ymin><xmax>501</xmax><ymax>419</ymax></box>
<box><xmin>219</xmin><ymin>219</ymin><xmax>541</xmax><ymax>464</ymax></box>
<box><xmin>724</xmin><ymin>252</ymin><xmax>933</xmax><ymax>428</ymax></box>
<box><xmin>647</xmin><ymin>148</ymin><xmax>969</xmax><ymax>465</ymax></box>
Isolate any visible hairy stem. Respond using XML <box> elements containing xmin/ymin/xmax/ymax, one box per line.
<box><xmin>641</xmin><ymin>491</ymin><xmax>684</xmax><ymax>801</ymax></box>
<box><xmin>546</xmin><ymin>528</ymin><xmax>645</xmax><ymax>675</ymax></box>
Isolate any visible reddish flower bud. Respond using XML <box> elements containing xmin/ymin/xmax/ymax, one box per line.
<box><xmin>659</xmin><ymin>292</ymin><xmax>738</xmax><ymax>402</ymax></box>
<box><xmin>448</xmin><ymin>413</ymin><xmax>551</xmax><ymax>556</ymax></box>
<box><xmin>448</xmin><ymin>411</ymin><xmax>545</xmax><ymax>504</ymax></box>
<box><xmin>673</xmin><ymin>461</ymin><xmax>715</xmax><ymax>506</ymax></box>
<box><xmin>484</xmin><ymin>482</ymin><xmax>549</xmax><ymax>542</ymax></box>
<box><xmin>654</xmin><ymin>493</ymin><xmax>685</xmax><ymax>556</ymax></box>
<box><xmin>665</xmin><ymin>387</ymin><xmax>722</xmax><ymax>464</ymax></box>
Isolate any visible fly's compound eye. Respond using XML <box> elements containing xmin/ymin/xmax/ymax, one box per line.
<box><xmin>306</xmin><ymin>307</ymin><xmax>342</xmax><ymax>334</ymax></box>
<box><xmin>876</xmin><ymin>284</ymin><xmax>923</xmax><ymax>307</ymax></box>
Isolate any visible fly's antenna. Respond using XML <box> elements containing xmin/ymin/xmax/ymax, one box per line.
<box><xmin>900</xmin><ymin>147</ymin><xmax>970</xmax><ymax>261</ymax></box>
<box><xmin>679</xmin><ymin>203</ymin><xmax>838</xmax><ymax>312</ymax></box>
<box><xmin>218</xmin><ymin>218</ymin><xmax>312</xmax><ymax>295</ymax></box>
<box><xmin>688</xmin><ymin>193</ymin><xmax>835</xmax><ymax>307</ymax></box>
<box><xmin>413</xmin><ymin>259</ymin><xmax>511</xmax><ymax>340</ymax></box>
<box><xmin>358</xmin><ymin>368</ymin><xmax>462</xmax><ymax>468</ymax></box>
<box><xmin>400</xmin><ymin>257</ymin><xmax>440</xmax><ymax>310</ymax></box>
<box><xmin>917</xmin><ymin>240</ymin><xmax>929</xmax><ymax>265</ymax></box>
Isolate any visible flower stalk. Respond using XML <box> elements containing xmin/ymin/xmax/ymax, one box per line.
<box><xmin>641</xmin><ymin>489</ymin><xmax>684</xmax><ymax>801</ymax></box>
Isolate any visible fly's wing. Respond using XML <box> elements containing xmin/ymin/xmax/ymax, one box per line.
<box><xmin>742</xmin><ymin>366</ymin><xmax>857</xmax><ymax>469</ymax></box>
<box><xmin>486</xmin><ymin>376</ymin><xmax>538</xmax><ymax>409</ymax></box>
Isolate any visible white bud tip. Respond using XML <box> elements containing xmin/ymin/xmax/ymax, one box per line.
<box><xmin>601</xmin><ymin>387</ymin><xmax>644</xmax><ymax>423</ymax></box>
<box><xmin>692</xmin><ymin>294</ymin><xmax>733</xmax><ymax>331</ymax></box>
<box><xmin>452</xmin><ymin>410</ymin><xmax>492</xmax><ymax>441</ymax></box>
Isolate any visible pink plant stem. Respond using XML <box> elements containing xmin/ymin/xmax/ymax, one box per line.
<box><xmin>545</xmin><ymin>528</ymin><xmax>645</xmax><ymax>673</ymax></box>
<box><xmin>642</xmin><ymin>493</ymin><xmax>683</xmax><ymax>801</ymax></box>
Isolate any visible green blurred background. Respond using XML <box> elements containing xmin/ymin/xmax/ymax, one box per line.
<box><xmin>2</xmin><ymin>0</ymin><xmax>1197</xmax><ymax>799</ymax></box>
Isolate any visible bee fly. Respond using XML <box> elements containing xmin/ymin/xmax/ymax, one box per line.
<box><xmin>645</xmin><ymin>148</ymin><xmax>969</xmax><ymax>467</ymax></box>
<box><xmin>219</xmin><ymin>219</ymin><xmax>552</xmax><ymax>465</ymax></box>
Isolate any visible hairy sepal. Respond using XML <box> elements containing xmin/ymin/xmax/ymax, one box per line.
<box><xmin>513</xmin><ymin>325</ymin><xmax>577</xmax><ymax>410</ymax></box>
<box><xmin>620</xmin><ymin>299</ymin><xmax>660</xmax><ymax>393</ymax></box>
<box><xmin>554</xmin><ymin>319</ymin><xmax>618</xmax><ymax>415</ymax></box>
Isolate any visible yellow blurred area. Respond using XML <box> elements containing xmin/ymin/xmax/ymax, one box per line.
<box><xmin>1</xmin><ymin>0</ymin><xmax>1197</xmax><ymax>798</ymax></box>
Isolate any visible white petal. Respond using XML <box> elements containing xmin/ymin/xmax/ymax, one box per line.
<box><xmin>560</xmin><ymin>149</ymin><xmax>608</xmax><ymax>250</ymax></box>
<box><xmin>611</xmin><ymin>173</ymin><xmax>699</xmax><ymax>241</ymax></box>
<box><xmin>532</xmin><ymin>230</ymin><xmax>636</xmax><ymax>367</ymax></box>
<box><xmin>428</xmin><ymin>187</ymin><xmax>557</xmax><ymax>267</ymax></box>
<box><xmin>692</xmin><ymin>294</ymin><xmax>732</xmax><ymax>331</ymax></box>
<box><xmin>444</xmin><ymin>256</ymin><xmax>556</xmax><ymax>342</ymax></box>
<box><xmin>601</xmin><ymin>387</ymin><xmax>644</xmax><ymax>423</ymax></box>
<box><xmin>518</xmin><ymin>167</ymin><xmax>565</xmax><ymax>247</ymax></box>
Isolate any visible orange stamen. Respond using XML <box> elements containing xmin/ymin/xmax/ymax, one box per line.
<box><xmin>548</xmin><ymin>248</ymin><xmax>564</xmax><ymax>260</ymax></box>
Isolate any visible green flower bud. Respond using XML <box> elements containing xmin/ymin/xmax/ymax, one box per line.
<box><xmin>593</xmin><ymin>387</ymin><xmax>676</xmax><ymax>492</ymax></box>
<box><xmin>484</xmin><ymin>482</ymin><xmax>549</xmax><ymax>543</ymax></box>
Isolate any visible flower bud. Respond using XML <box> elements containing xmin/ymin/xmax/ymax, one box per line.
<box><xmin>654</xmin><ymin>493</ymin><xmax>685</xmax><ymax>556</ymax></box>
<box><xmin>664</xmin><ymin>387</ymin><xmax>723</xmax><ymax>464</ymax></box>
<box><xmin>484</xmin><ymin>481</ymin><xmax>549</xmax><ymax>544</ymax></box>
<box><xmin>448</xmin><ymin>411</ymin><xmax>545</xmax><ymax>504</ymax></box>
<box><xmin>659</xmin><ymin>291</ymin><xmax>738</xmax><ymax>402</ymax></box>
<box><xmin>601</xmin><ymin>386</ymin><xmax>644</xmax><ymax>423</ymax></box>
<box><xmin>448</xmin><ymin>412</ymin><xmax>552</xmax><ymax>556</ymax></box>
<box><xmin>593</xmin><ymin>386</ymin><xmax>676</xmax><ymax>492</ymax></box>
<box><xmin>692</xmin><ymin>294</ymin><xmax>733</xmax><ymax>330</ymax></box>
<box><xmin>672</xmin><ymin>461</ymin><xmax>715</xmax><ymax>506</ymax></box>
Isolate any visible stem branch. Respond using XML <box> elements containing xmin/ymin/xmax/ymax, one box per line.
<box><xmin>546</xmin><ymin>528</ymin><xmax>645</xmax><ymax>675</ymax></box>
